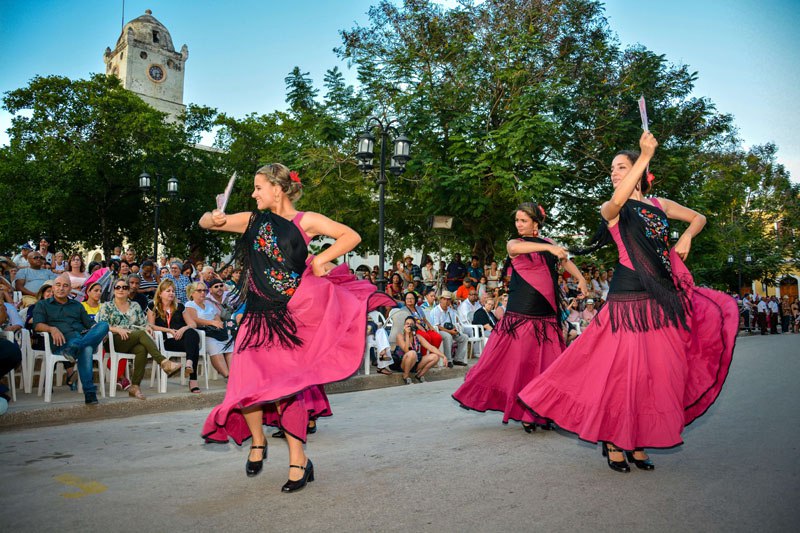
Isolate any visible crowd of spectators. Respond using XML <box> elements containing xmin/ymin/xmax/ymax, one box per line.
<box><xmin>1</xmin><ymin>241</ymin><xmax>798</xmax><ymax>408</ymax></box>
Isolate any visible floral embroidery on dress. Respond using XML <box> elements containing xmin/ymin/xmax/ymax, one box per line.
<box><xmin>266</xmin><ymin>268</ymin><xmax>300</xmax><ymax>296</ymax></box>
<box><xmin>635</xmin><ymin>206</ymin><xmax>672</xmax><ymax>273</ymax></box>
<box><xmin>253</xmin><ymin>221</ymin><xmax>285</xmax><ymax>263</ymax></box>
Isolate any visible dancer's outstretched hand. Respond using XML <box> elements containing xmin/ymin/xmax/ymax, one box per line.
<box><xmin>639</xmin><ymin>131</ymin><xmax>658</xmax><ymax>157</ymax></box>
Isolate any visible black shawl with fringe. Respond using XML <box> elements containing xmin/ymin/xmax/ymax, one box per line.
<box><xmin>608</xmin><ymin>200</ymin><xmax>689</xmax><ymax>332</ymax></box>
<box><xmin>228</xmin><ymin>211</ymin><xmax>308</xmax><ymax>349</ymax></box>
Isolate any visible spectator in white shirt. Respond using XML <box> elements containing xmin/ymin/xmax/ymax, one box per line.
<box><xmin>458</xmin><ymin>288</ymin><xmax>482</xmax><ymax>336</ymax></box>
<box><xmin>768</xmin><ymin>297</ymin><xmax>780</xmax><ymax>334</ymax></box>
<box><xmin>430</xmin><ymin>291</ymin><xmax>468</xmax><ymax>366</ymax></box>
<box><xmin>756</xmin><ymin>297</ymin><xmax>768</xmax><ymax>335</ymax></box>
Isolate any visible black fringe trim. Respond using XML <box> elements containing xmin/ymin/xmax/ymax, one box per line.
<box><xmin>601</xmin><ymin>291</ymin><xmax>690</xmax><ymax>333</ymax></box>
<box><xmin>236</xmin><ymin>288</ymin><xmax>302</xmax><ymax>350</ymax></box>
<box><xmin>496</xmin><ymin>311</ymin><xmax>561</xmax><ymax>344</ymax></box>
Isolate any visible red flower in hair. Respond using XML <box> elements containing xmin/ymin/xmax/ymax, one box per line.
<box><xmin>289</xmin><ymin>171</ymin><xmax>301</xmax><ymax>184</ymax></box>
<box><xmin>647</xmin><ymin>172</ymin><xmax>655</xmax><ymax>185</ymax></box>
<box><xmin>538</xmin><ymin>205</ymin><xmax>546</xmax><ymax>218</ymax></box>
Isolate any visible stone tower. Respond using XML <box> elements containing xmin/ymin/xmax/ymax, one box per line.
<box><xmin>104</xmin><ymin>9</ymin><xmax>188</xmax><ymax>122</ymax></box>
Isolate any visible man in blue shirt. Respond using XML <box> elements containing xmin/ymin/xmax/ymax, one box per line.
<box><xmin>33</xmin><ymin>274</ymin><xmax>108</xmax><ymax>404</ymax></box>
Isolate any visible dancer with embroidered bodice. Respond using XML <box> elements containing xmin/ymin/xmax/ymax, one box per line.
<box><xmin>518</xmin><ymin>132</ymin><xmax>738</xmax><ymax>472</ymax></box>
<box><xmin>198</xmin><ymin>164</ymin><xmax>392</xmax><ymax>492</ymax></box>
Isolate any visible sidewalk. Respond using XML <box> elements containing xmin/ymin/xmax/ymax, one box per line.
<box><xmin>0</xmin><ymin>364</ymin><xmax>468</xmax><ymax>432</ymax></box>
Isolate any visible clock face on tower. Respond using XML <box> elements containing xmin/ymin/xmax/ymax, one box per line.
<box><xmin>147</xmin><ymin>64</ymin><xmax>165</xmax><ymax>82</ymax></box>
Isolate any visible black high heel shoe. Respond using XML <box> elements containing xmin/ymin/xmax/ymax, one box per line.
<box><xmin>281</xmin><ymin>459</ymin><xmax>314</xmax><ymax>493</ymax></box>
<box><xmin>536</xmin><ymin>421</ymin><xmax>554</xmax><ymax>431</ymax></box>
<box><xmin>245</xmin><ymin>443</ymin><xmax>267</xmax><ymax>477</ymax></box>
<box><xmin>272</xmin><ymin>429</ymin><xmax>285</xmax><ymax>439</ymax></box>
<box><xmin>625</xmin><ymin>449</ymin><xmax>655</xmax><ymax>470</ymax></box>
<box><xmin>307</xmin><ymin>422</ymin><xmax>317</xmax><ymax>434</ymax></box>
<box><xmin>522</xmin><ymin>422</ymin><xmax>535</xmax><ymax>433</ymax></box>
<box><xmin>601</xmin><ymin>442</ymin><xmax>630</xmax><ymax>473</ymax></box>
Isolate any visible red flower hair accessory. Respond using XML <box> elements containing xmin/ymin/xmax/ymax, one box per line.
<box><xmin>538</xmin><ymin>205</ymin><xmax>546</xmax><ymax>219</ymax></box>
<box><xmin>289</xmin><ymin>171</ymin><xmax>301</xmax><ymax>184</ymax></box>
<box><xmin>646</xmin><ymin>171</ymin><xmax>655</xmax><ymax>185</ymax></box>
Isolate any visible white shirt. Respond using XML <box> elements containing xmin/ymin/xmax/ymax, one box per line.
<box><xmin>457</xmin><ymin>299</ymin><xmax>481</xmax><ymax>325</ymax></box>
<box><xmin>757</xmin><ymin>300</ymin><xmax>768</xmax><ymax>313</ymax></box>
<box><xmin>430</xmin><ymin>304</ymin><xmax>461</xmax><ymax>333</ymax></box>
<box><xmin>768</xmin><ymin>301</ymin><xmax>779</xmax><ymax>313</ymax></box>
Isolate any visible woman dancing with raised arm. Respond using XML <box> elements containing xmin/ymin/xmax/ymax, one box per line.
<box><xmin>199</xmin><ymin>164</ymin><xmax>392</xmax><ymax>492</ymax></box>
<box><xmin>518</xmin><ymin>132</ymin><xmax>738</xmax><ymax>472</ymax></box>
<box><xmin>453</xmin><ymin>203</ymin><xmax>587</xmax><ymax>431</ymax></box>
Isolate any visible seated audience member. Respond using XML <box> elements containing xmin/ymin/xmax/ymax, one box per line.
<box><xmin>65</xmin><ymin>253</ymin><xmax>88</xmax><ymax>298</ymax></box>
<box><xmin>96</xmin><ymin>279</ymin><xmax>181</xmax><ymax>400</ymax></box>
<box><xmin>200</xmin><ymin>265</ymin><xmax>218</xmax><ymax>288</ymax></box>
<box><xmin>467</xmin><ymin>256</ymin><xmax>484</xmax><ymax>284</ymax></box>
<box><xmin>183</xmin><ymin>282</ymin><xmax>233</xmax><ymax>379</ymax></box>
<box><xmin>486</xmin><ymin>261</ymin><xmax>501</xmax><ymax>290</ymax></box>
<box><xmin>165</xmin><ymin>261</ymin><xmax>191</xmax><ymax>304</ymax></box>
<box><xmin>118</xmin><ymin>260</ymin><xmax>131</xmax><ymax>278</ymax></box>
<box><xmin>110</xmin><ymin>246</ymin><xmax>122</xmax><ymax>261</ymax></box>
<box><xmin>457</xmin><ymin>288</ymin><xmax>482</xmax><ymax>334</ymax></box>
<box><xmin>430</xmin><ymin>291</ymin><xmax>468</xmax><ymax>366</ymax></box>
<box><xmin>420</xmin><ymin>289</ymin><xmax>438</xmax><ymax>322</ymax></box>
<box><xmin>38</xmin><ymin>237</ymin><xmax>54</xmax><ymax>265</ymax></box>
<box><xmin>33</xmin><ymin>274</ymin><xmax>109</xmax><ymax>404</ymax></box>
<box><xmin>0</xmin><ymin>314</ymin><xmax>22</xmax><ymax>406</ymax></box>
<box><xmin>579</xmin><ymin>299</ymin><xmax>598</xmax><ymax>329</ymax></box>
<box><xmin>148</xmin><ymin>279</ymin><xmax>202</xmax><ymax>393</ymax></box>
<box><xmin>2</xmin><ymin>284</ymin><xmax>24</xmax><ymax>333</ymax></box>
<box><xmin>367</xmin><ymin>311</ymin><xmax>393</xmax><ymax>375</ymax></box>
<box><xmin>226</xmin><ymin>267</ymin><xmax>241</xmax><ymax>291</ymax></box>
<box><xmin>476</xmin><ymin>276</ymin><xmax>489</xmax><ymax>299</ymax></box>
<box><xmin>386</xmin><ymin>273</ymin><xmax>405</xmax><ymax>303</ymax></box>
<box><xmin>401</xmin><ymin>291</ymin><xmax>443</xmax><ymax>352</ymax></box>
<box><xmin>456</xmin><ymin>277</ymin><xmax>473</xmax><ymax>301</ymax></box>
<box><xmin>127</xmin><ymin>274</ymin><xmax>149</xmax><ymax>311</ymax></box>
<box><xmin>138</xmin><ymin>260</ymin><xmax>159</xmax><ymax>300</ymax></box>
<box><xmin>472</xmin><ymin>296</ymin><xmax>498</xmax><ymax>336</ymax></box>
<box><xmin>86</xmin><ymin>261</ymin><xmax>103</xmax><ymax>276</ymax></box>
<box><xmin>395</xmin><ymin>316</ymin><xmax>444</xmax><ymax>384</ymax></box>
<box><xmin>12</xmin><ymin>243</ymin><xmax>33</xmax><ymax>269</ymax></box>
<box><xmin>446</xmin><ymin>254</ymin><xmax>467</xmax><ymax>292</ymax></box>
<box><xmin>83</xmin><ymin>281</ymin><xmax>128</xmax><ymax>391</ymax></box>
<box><xmin>51</xmin><ymin>251</ymin><xmax>67</xmax><ymax>274</ymax></box>
<box><xmin>422</xmin><ymin>259</ymin><xmax>437</xmax><ymax>292</ymax></box>
<box><xmin>15</xmin><ymin>252</ymin><xmax>57</xmax><ymax>307</ymax></box>
<box><xmin>182</xmin><ymin>263</ymin><xmax>196</xmax><ymax>282</ymax></box>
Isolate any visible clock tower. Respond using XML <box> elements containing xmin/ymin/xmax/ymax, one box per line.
<box><xmin>104</xmin><ymin>10</ymin><xmax>188</xmax><ymax>122</ymax></box>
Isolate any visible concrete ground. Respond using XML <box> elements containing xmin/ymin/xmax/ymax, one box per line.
<box><xmin>0</xmin><ymin>333</ymin><xmax>797</xmax><ymax>532</ymax></box>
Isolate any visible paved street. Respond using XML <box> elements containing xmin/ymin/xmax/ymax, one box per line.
<box><xmin>1</xmin><ymin>333</ymin><xmax>798</xmax><ymax>532</ymax></box>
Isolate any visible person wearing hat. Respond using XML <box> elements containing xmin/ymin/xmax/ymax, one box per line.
<box><xmin>12</xmin><ymin>243</ymin><xmax>33</xmax><ymax>269</ymax></box>
<box><xmin>579</xmin><ymin>299</ymin><xmax>597</xmax><ymax>329</ymax></box>
<box><xmin>430</xmin><ymin>290</ymin><xmax>469</xmax><ymax>366</ymax></box>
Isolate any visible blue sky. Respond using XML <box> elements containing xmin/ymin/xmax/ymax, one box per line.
<box><xmin>1</xmin><ymin>0</ymin><xmax>798</xmax><ymax>180</ymax></box>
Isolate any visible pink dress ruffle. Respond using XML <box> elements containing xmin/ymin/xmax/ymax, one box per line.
<box><xmin>453</xmin><ymin>248</ymin><xmax>565</xmax><ymax>424</ymax></box>
<box><xmin>517</xmin><ymin>250</ymin><xmax>737</xmax><ymax>449</ymax></box>
<box><xmin>202</xmin><ymin>263</ymin><xmax>393</xmax><ymax>444</ymax></box>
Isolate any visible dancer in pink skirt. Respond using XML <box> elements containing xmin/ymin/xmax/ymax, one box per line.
<box><xmin>452</xmin><ymin>203</ymin><xmax>586</xmax><ymax>432</ymax></box>
<box><xmin>518</xmin><ymin>132</ymin><xmax>738</xmax><ymax>472</ymax></box>
<box><xmin>199</xmin><ymin>163</ymin><xmax>392</xmax><ymax>492</ymax></box>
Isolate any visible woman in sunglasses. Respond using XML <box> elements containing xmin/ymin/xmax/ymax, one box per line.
<box><xmin>96</xmin><ymin>280</ymin><xmax>181</xmax><ymax>399</ymax></box>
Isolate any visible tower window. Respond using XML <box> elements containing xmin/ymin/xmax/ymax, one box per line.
<box><xmin>152</xmin><ymin>31</ymin><xmax>160</xmax><ymax>43</ymax></box>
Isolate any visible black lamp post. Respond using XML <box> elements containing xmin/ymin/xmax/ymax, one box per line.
<box><xmin>356</xmin><ymin>119</ymin><xmax>411</xmax><ymax>292</ymax></box>
<box><xmin>139</xmin><ymin>172</ymin><xmax>178</xmax><ymax>260</ymax></box>
<box><xmin>727</xmin><ymin>251</ymin><xmax>752</xmax><ymax>296</ymax></box>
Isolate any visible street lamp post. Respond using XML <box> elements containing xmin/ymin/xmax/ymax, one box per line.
<box><xmin>727</xmin><ymin>251</ymin><xmax>752</xmax><ymax>296</ymax></box>
<box><xmin>355</xmin><ymin>118</ymin><xmax>411</xmax><ymax>292</ymax></box>
<box><xmin>139</xmin><ymin>172</ymin><xmax>178</xmax><ymax>261</ymax></box>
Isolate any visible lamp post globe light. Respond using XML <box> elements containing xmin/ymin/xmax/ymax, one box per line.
<box><xmin>356</xmin><ymin>119</ymin><xmax>411</xmax><ymax>292</ymax></box>
<box><xmin>727</xmin><ymin>251</ymin><xmax>752</xmax><ymax>296</ymax></box>
<box><xmin>139</xmin><ymin>171</ymin><xmax>178</xmax><ymax>261</ymax></box>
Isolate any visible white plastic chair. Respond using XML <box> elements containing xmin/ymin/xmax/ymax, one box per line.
<box><xmin>35</xmin><ymin>331</ymin><xmax>105</xmax><ymax>402</ymax></box>
<box><xmin>107</xmin><ymin>331</ymin><xmax>155</xmax><ymax>397</ymax></box>
<box><xmin>465</xmin><ymin>324</ymin><xmax>485</xmax><ymax>360</ymax></box>
<box><xmin>151</xmin><ymin>329</ymin><xmax>210</xmax><ymax>391</ymax></box>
